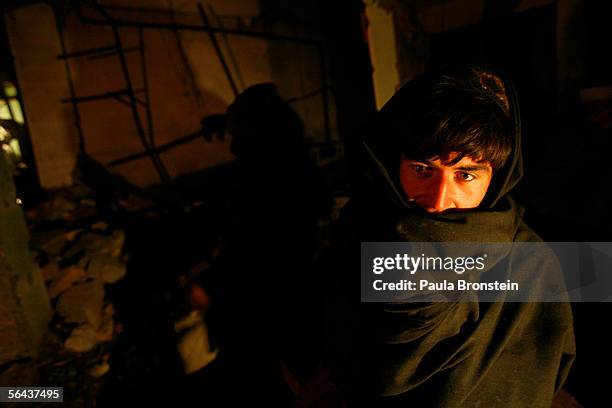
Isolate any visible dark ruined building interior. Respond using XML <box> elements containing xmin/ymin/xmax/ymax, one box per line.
<box><xmin>0</xmin><ymin>0</ymin><xmax>610</xmax><ymax>406</ymax></box>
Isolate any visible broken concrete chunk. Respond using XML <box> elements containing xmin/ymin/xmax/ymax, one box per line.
<box><xmin>98</xmin><ymin>230</ymin><xmax>125</xmax><ymax>258</ymax></box>
<box><xmin>47</xmin><ymin>265</ymin><xmax>87</xmax><ymax>299</ymax></box>
<box><xmin>41</xmin><ymin>262</ymin><xmax>62</xmax><ymax>282</ymax></box>
<box><xmin>86</xmin><ymin>256</ymin><xmax>126</xmax><ymax>283</ymax></box>
<box><xmin>52</xmin><ymin>196</ymin><xmax>77</xmax><ymax>217</ymax></box>
<box><xmin>62</xmin><ymin>229</ymin><xmax>125</xmax><ymax>260</ymax></box>
<box><xmin>39</xmin><ymin>232</ymin><xmax>68</xmax><ymax>255</ymax></box>
<box><xmin>64</xmin><ymin>324</ymin><xmax>98</xmax><ymax>353</ymax></box>
<box><xmin>88</xmin><ymin>361</ymin><xmax>110</xmax><ymax>378</ymax></box>
<box><xmin>175</xmin><ymin>311</ymin><xmax>218</xmax><ymax>374</ymax></box>
<box><xmin>95</xmin><ymin>314</ymin><xmax>114</xmax><ymax>342</ymax></box>
<box><xmin>80</xmin><ymin>198</ymin><xmax>97</xmax><ymax>207</ymax></box>
<box><xmin>64</xmin><ymin>229</ymin><xmax>82</xmax><ymax>242</ymax></box>
<box><xmin>56</xmin><ymin>280</ymin><xmax>104</xmax><ymax>327</ymax></box>
<box><xmin>90</xmin><ymin>221</ymin><xmax>108</xmax><ymax>231</ymax></box>
<box><xmin>62</xmin><ymin>234</ymin><xmax>108</xmax><ymax>259</ymax></box>
<box><xmin>103</xmin><ymin>302</ymin><xmax>115</xmax><ymax>317</ymax></box>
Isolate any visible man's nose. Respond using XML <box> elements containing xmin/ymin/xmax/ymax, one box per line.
<box><xmin>426</xmin><ymin>174</ymin><xmax>452</xmax><ymax>212</ymax></box>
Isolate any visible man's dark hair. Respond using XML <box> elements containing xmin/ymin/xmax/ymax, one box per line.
<box><xmin>399</xmin><ymin>73</ymin><xmax>514</xmax><ymax>171</ymax></box>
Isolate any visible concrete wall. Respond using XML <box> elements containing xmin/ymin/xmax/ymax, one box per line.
<box><xmin>4</xmin><ymin>4</ymin><xmax>80</xmax><ymax>189</ymax></box>
<box><xmin>364</xmin><ymin>1</ymin><xmax>400</xmax><ymax>110</ymax></box>
<box><xmin>4</xmin><ymin>0</ymin><xmax>336</xmax><ymax>188</ymax></box>
<box><xmin>367</xmin><ymin>0</ymin><xmax>582</xmax><ymax>109</ymax></box>
<box><xmin>0</xmin><ymin>150</ymin><xmax>51</xmax><ymax>386</ymax></box>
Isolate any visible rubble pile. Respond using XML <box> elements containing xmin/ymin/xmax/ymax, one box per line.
<box><xmin>26</xmin><ymin>185</ymin><xmax>128</xmax><ymax>381</ymax></box>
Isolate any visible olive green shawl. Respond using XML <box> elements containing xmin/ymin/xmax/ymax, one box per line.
<box><xmin>328</xmin><ymin>66</ymin><xmax>575</xmax><ymax>407</ymax></box>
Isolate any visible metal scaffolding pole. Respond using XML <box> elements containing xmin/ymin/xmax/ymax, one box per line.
<box><xmin>53</xmin><ymin>5</ymin><xmax>86</xmax><ymax>152</ymax></box>
<box><xmin>197</xmin><ymin>3</ymin><xmax>239</xmax><ymax>97</ymax></box>
<box><xmin>94</xmin><ymin>5</ymin><xmax>170</xmax><ymax>182</ymax></box>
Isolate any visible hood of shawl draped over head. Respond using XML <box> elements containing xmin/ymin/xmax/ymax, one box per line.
<box><xmin>355</xmin><ymin>64</ymin><xmax>525</xmax><ymax>244</ymax></box>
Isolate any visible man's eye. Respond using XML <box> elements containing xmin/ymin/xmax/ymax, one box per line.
<box><xmin>457</xmin><ymin>172</ymin><xmax>476</xmax><ymax>181</ymax></box>
<box><xmin>412</xmin><ymin>165</ymin><xmax>431</xmax><ymax>175</ymax></box>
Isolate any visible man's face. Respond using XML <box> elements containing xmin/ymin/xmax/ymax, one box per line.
<box><xmin>399</xmin><ymin>153</ymin><xmax>493</xmax><ymax>213</ymax></box>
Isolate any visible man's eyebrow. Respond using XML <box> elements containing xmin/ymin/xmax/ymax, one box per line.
<box><xmin>411</xmin><ymin>159</ymin><xmax>435</xmax><ymax>166</ymax></box>
<box><xmin>410</xmin><ymin>159</ymin><xmax>491</xmax><ymax>172</ymax></box>
<box><xmin>455</xmin><ymin>165</ymin><xmax>492</xmax><ymax>172</ymax></box>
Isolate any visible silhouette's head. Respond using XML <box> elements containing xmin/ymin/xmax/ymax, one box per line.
<box><xmin>226</xmin><ymin>83</ymin><xmax>304</xmax><ymax>161</ymax></box>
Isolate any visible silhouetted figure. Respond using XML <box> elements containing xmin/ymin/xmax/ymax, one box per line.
<box><xmin>193</xmin><ymin>83</ymin><xmax>331</xmax><ymax>404</ymax></box>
